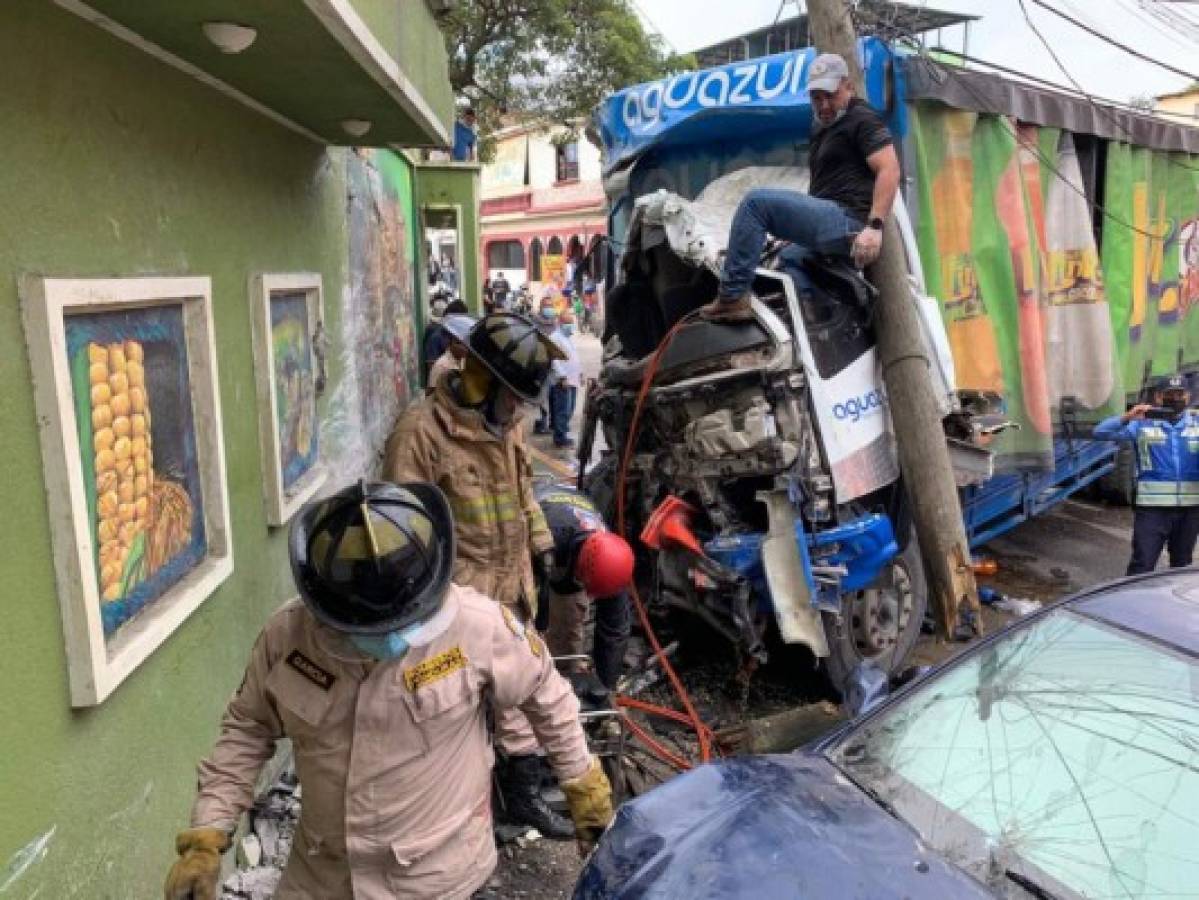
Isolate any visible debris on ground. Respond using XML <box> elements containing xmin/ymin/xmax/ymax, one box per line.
<box><xmin>220</xmin><ymin>769</ymin><xmax>300</xmax><ymax>900</ymax></box>
<box><xmin>715</xmin><ymin>702</ymin><xmax>844</xmax><ymax>755</ymax></box>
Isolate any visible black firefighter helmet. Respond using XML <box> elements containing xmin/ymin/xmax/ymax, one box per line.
<box><xmin>466</xmin><ymin>311</ymin><xmax>566</xmax><ymax>402</ymax></box>
<box><xmin>289</xmin><ymin>481</ymin><xmax>455</xmax><ymax>634</ymax></box>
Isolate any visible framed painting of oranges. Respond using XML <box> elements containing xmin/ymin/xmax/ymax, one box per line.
<box><xmin>250</xmin><ymin>274</ymin><xmax>326</xmax><ymax>527</ymax></box>
<box><xmin>21</xmin><ymin>276</ymin><xmax>233</xmax><ymax>706</ymax></box>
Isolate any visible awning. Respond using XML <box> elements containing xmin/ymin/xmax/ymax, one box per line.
<box><xmin>902</xmin><ymin>57</ymin><xmax>1199</xmax><ymax>154</ymax></box>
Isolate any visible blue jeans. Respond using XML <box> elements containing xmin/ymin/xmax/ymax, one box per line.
<box><xmin>550</xmin><ymin>383</ymin><xmax>576</xmax><ymax>444</ymax></box>
<box><xmin>718</xmin><ymin>189</ymin><xmax>862</xmax><ymax>300</ymax></box>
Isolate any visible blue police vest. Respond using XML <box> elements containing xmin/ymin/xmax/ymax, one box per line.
<box><xmin>1094</xmin><ymin>412</ymin><xmax>1199</xmax><ymax>507</ymax></box>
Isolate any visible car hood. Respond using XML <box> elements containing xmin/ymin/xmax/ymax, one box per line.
<box><xmin>574</xmin><ymin>753</ymin><xmax>993</xmax><ymax>900</ymax></box>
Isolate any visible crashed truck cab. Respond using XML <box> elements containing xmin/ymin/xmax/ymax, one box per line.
<box><xmin>579</xmin><ymin>39</ymin><xmax>976</xmax><ymax>685</ymax></box>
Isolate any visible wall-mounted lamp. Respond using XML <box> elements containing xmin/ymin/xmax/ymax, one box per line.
<box><xmin>202</xmin><ymin>22</ymin><xmax>258</xmax><ymax>54</ymax></box>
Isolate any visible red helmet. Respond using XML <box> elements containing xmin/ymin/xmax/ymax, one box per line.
<box><xmin>576</xmin><ymin>531</ymin><xmax>634</xmax><ymax>597</ymax></box>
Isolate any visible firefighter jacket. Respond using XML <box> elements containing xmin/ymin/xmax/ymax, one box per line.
<box><xmin>1094</xmin><ymin>411</ymin><xmax>1199</xmax><ymax>507</ymax></box>
<box><xmin>383</xmin><ymin>381</ymin><xmax>554</xmax><ymax>612</ymax></box>
<box><xmin>190</xmin><ymin>587</ymin><xmax>590</xmax><ymax>900</ymax></box>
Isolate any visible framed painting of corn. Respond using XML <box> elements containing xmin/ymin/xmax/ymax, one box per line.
<box><xmin>21</xmin><ymin>276</ymin><xmax>233</xmax><ymax>706</ymax></box>
<box><xmin>250</xmin><ymin>273</ymin><xmax>326</xmax><ymax>527</ymax></box>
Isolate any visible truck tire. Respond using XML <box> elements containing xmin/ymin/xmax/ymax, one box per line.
<box><xmin>1097</xmin><ymin>443</ymin><xmax>1136</xmax><ymax>506</ymax></box>
<box><xmin>821</xmin><ymin>529</ymin><xmax>928</xmax><ymax>694</ymax></box>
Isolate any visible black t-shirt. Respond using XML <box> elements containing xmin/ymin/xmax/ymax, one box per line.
<box><xmin>807</xmin><ymin>98</ymin><xmax>894</xmax><ymax>223</ymax></box>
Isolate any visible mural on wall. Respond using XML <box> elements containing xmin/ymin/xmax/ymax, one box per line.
<box><xmin>22</xmin><ymin>275</ymin><xmax>233</xmax><ymax>705</ymax></box>
<box><xmin>271</xmin><ymin>292</ymin><xmax>318</xmax><ymax>491</ymax></box>
<box><xmin>251</xmin><ymin>274</ymin><xmax>325</xmax><ymax>526</ymax></box>
<box><xmin>66</xmin><ymin>306</ymin><xmax>207</xmax><ymax>638</ymax></box>
<box><xmin>323</xmin><ymin>149</ymin><xmax>419</xmax><ymax>478</ymax></box>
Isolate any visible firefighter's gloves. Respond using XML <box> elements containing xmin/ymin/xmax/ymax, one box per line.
<box><xmin>561</xmin><ymin>756</ymin><xmax>615</xmax><ymax>855</ymax></box>
<box><xmin>851</xmin><ymin>226</ymin><xmax>883</xmax><ymax>269</ymax></box>
<box><xmin>164</xmin><ymin>827</ymin><xmax>230</xmax><ymax>900</ymax></box>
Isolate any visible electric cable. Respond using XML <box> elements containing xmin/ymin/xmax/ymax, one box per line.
<box><xmin>611</xmin><ymin>311</ymin><xmax>719</xmax><ymax>769</ymax></box>
<box><xmin>1028</xmin><ymin>0</ymin><xmax>1199</xmax><ymax>83</ymax></box>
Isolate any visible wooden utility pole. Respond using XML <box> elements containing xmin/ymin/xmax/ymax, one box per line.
<box><xmin>807</xmin><ymin>0</ymin><xmax>980</xmax><ymax>638</ymax></box>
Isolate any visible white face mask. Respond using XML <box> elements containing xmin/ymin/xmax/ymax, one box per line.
<box><xmin>814</xmin><ymin>106</ymin><xmax>848</xmax><ymax>127</ymax></box>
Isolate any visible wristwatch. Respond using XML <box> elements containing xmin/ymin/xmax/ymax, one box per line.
<box><xmin>867</xmin><ymin>216</ymin><xmax>884</xmax><ymax>231</ymax></box>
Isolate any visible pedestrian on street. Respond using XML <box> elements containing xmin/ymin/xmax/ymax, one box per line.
<box><xmin>452</xmin><ymin>106</ymin><xmax>477</xmax><ymax>162</ymax></box>
<box><xmin>700</xmin><ymin>53</ymin><xmax>900</xmax><ymax>322</ymax></box>
<box><xmin>534</xmin><ymin>482</ymin><xmax>634</xmax><ymax>690</ymax></box>
<box><xmin>533</xmin><ymin>306</ymin><xmax>559</xmax><ymax>436</ymax></box>
<box><xmin>427</xmin><ymin>313</ymin><xmax>476</xmax><ymax>389</ymax></box>
<box><xmin>1095</xmin><ymin>374</ymin><xmax>1199</xmax><ymax>574</ymax></box>
<box><xmin>163</xmin><ymin>481</ymin><xmax>611</xmax><ymax>900</ymax></box>
<box><xmin>382</xmin><ymin>313</ymin><xmax>581</xmax><ymax>839</ymax></box>
<box><xmin>421</xmin><ymin>298</ymin><xmax>450</xmax><ymax>385</ymax></box>
<box><xmin>550</xmin><ymin>312</ymin><xmax>582</xmax><ymax>448</ymax></box>
<box><xmin>491</xmin><ymin>273</ymin><xmax>511</xmax><ymax>310</ymax></box>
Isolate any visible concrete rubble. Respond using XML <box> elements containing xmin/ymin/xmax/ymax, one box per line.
<box><xmin>220</xmin><ymin>768</ymin><xmax>300</xmax><ymax>900</ymax></box>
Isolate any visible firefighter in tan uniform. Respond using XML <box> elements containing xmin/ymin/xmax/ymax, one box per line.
<box><xmin>383</xmin><ymin>312</ymin><xmax>576</xmax><ymax>838</ymax></box>
<box><xmin>164</xmin><ymin>481</ymin><xmax>612</xmax><ymax>900</ymax></box>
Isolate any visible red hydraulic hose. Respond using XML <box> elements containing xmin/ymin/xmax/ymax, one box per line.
<box><xmin>613</xmin><ymin>315</ymin><xmax>718</xmax><ymax>767</ymax></box>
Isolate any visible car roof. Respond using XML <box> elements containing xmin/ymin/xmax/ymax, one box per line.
<box><xmin>1067</xmin><ymin>569</ymin><xmax>1199</xmax><ymax>656</ymax></box>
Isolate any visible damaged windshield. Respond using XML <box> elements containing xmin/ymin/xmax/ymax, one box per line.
<box><xmin>828</xmin><ymin>609</ymin><xmax>1199</xmax><ymax>898</ymax></box>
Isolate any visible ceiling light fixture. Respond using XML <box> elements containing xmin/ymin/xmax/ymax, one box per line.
<box><xmin>341</xmin><ymin>119</ymin><xmax>373</xmax><ymax>138</ymax></box>
<box><xmin>202</xmin><ymin>22</ymin><xmax>258</xmax><ymax>54</ymax></box>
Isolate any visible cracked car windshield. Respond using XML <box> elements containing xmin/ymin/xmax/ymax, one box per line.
<box><xmin>828</xmin><ymin>609</ymin><xmax>1199</xmax><ymax>898</ymax></box>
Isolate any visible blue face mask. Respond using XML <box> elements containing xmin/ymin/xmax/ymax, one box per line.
<box><xmin>350</xmin><ymin>629</ymin><xmax>411</xmax><ymax>661</ymax></box>
<box><xmin>561</xmin><ymin>324</ymin><xmax>575</xmax><ymax>336</ymax></box>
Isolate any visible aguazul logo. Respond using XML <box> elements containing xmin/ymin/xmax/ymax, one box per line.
<box><xmin>833</xmin><ymin>389</ymin><xmax>885</xmax><ymax>423</ymax></box>
<box><xmin>619</xmin><ymin>50</ymin><xmax>810</xmax><ymax>133</ymax></box>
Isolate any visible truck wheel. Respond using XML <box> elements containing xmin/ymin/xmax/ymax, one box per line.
<box><xmin>1097</xmin><ymin>443</ymin><xmax>1136</xmax><ymax>506</ymax></box>
<box><xmin>821</xmin><ymin>530</ymin><xmax>928</xmax><ymax>694</ymax></box>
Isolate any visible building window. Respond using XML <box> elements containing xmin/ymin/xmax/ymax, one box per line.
<box><xmin>487</xmin><ymin>240</ymin><xmax>526</xmax><ymax>271</ymax></box>
<box><xmin>556</xmin><ymin>141</ymin><xmax>579</xmax><ymax>182</ymax></box>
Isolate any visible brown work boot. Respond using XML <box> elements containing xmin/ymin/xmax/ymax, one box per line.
<box><xmin>699</xmin><ymin>294</ymin><xmax>755</xmax><ymax>322</ymax></box>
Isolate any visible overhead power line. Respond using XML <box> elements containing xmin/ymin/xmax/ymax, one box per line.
<box><xmin>929</xmin><ymin>47</ymin><xmax>1199</xmax><ymax>120</ymax></box>
<box><xmin>1014</xmin><ymin>0</ymin><xmax>1199</xmax><ymax>172</ymax></box>
<box><xmin>1028</xmin><ymin>0</ymin><xmax>1199</xmax><ymax>83</ymax></box>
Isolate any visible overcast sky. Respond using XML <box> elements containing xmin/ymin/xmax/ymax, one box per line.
<box><xmin>634</xmin><ymin>0</ymin><xmax>1199</xmax><ymax>105</ymax></box>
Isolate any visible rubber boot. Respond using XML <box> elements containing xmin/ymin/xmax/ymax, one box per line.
<box><xmin>499</xmin><ymin>754</ymin><xmax>575</xmax><ymax>840</ymax></box>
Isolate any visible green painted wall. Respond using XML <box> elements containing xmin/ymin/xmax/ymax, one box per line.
<box><xmin>354</xmin><ymin>0</ymin><xmax>455</xmax><ymax>139</ymax></box>
<box><xmin>415</xmin><ymin>164</ymin><xmax>483</xmax><ymax>313</ymax></box>
<box><xmin>0</xmin><ymin>3</ymin><xmax>348</xmax><ymax>895</ymax></box>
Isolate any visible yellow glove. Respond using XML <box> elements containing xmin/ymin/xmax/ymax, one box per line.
<box><xmin>164</xmin><ymin>827</ymin><xmax>230</xmax><ymax>900</ymax></box>
<box><xmin>561</xmin><ymin>757</ymin><xmax>614</xmax><ymax>854</ymax></box>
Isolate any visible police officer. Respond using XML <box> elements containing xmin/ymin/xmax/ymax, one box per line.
<box><xmin>535</xmin><ymin>482</ymin><xmax>634</xmax><ymax>690</ymax></box>
<box><xmin>163</xmin><ymin>481</ymin><xmax>611</xmax><ymax>900</ymax></box>
<box><xmin>1095</xmin><ymin>374</ymin><xmax>1199</xmax><ymax>574</ymax></box>
<box><xmin>383</xmin><ymin>313</ymin><xmax>577</xmax><ymax>838</ymax></box>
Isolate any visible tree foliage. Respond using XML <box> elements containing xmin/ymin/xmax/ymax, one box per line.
<box><xmin>434</xmin><ymin>0</ymin><xmax>692</xmax><ymax>148</ymax></box>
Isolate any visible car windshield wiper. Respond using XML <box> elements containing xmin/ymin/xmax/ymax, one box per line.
<box><xmin>1005</xmin><ymin>867</ymin><xmax>1062</xmax><ymax>900</ymax></box>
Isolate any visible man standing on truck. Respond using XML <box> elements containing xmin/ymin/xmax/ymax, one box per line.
<box><xmin>1094</xmin><ymin>375</ymin><xmax>1199</xmax><ymax>574</ymax></box>
<box><xmin>700</xmin><ymin>52</ymin><xmax>901</xmax><ymax>322</ymax></box>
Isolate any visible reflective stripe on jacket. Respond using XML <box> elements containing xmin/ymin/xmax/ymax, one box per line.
<box><xmin>1094</xmin><ymin>412</ymin><xmax>1199</xmax><ymax>507</ymax></box>
<box><xmin>382</xmin><ymin>381</ymin><xmax>554</xmax><ymax>612</ymax></box>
